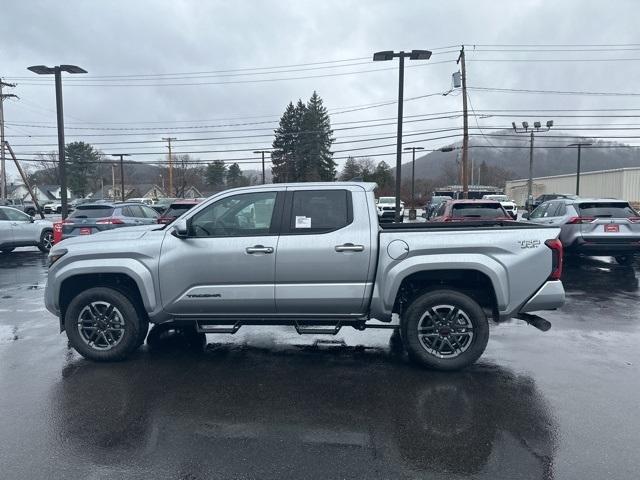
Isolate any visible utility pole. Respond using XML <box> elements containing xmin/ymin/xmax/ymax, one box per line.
<box><xmin>111</xmin><ymin>164</ymin><xmax>116</xmax><ymax>199</ymax></box>
<box><xmin>4</xmin><ymin>142</ymin><xmax>45</xmax><ymax>219</ymax></box>
<box><xmin>457</xmin><ymin>46</ymin><xmax>469</xmax><ymax>199</ymax></box>
<box><xmin>162</xmin><ymin>137</ymin><xmax>177</xmax><ymax>196</ymax></box>
<box><xmin>0</xmin><ymin>79</ymin><xmax>18</xmax><ymax>201</ymax></box>
<box><xmin>253</xmin><ymin>150</ymin><xmax>269</xmax><ymax>184</ymax></box>
<box><xmin>568</xmin><ymin>142</ymin><xmax>592</xmax><ymax>195</ymax></box>
<box><xmin>110</xmin><ymin>154</ymin><xmax>131</xmax><ymax>201</ymax></box>
<box><xmin>512</xmin><ymin>120</ymin><xmax>553</xmax><ymax>210</ymax></box>
<box><xmin>403</xmin><ymin>146</ymin><xmax>424</xmax><ymax>219</ymax></box>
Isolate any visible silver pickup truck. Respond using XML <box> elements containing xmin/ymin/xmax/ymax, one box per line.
<box><xmin>45</xmin><ymin>182</ymin><xmax>565</xmax><ymax>370</ymax></box>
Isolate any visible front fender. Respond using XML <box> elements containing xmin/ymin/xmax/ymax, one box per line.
<box><xmin>46</xmin><ymin>258</ymin><xmax>158</xmax><ymax>316</ymax></box>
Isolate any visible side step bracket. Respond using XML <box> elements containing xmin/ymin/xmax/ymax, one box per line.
<box><xmin>294</xmin><ymin>321</ymin><xmax>342</xmax><ymax>335</ymax></box>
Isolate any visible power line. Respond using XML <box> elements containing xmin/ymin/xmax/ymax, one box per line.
<box><xmin>469</xmin><ymin>86</ymin><xmax>640</xmax><ymax>97</ymax></box>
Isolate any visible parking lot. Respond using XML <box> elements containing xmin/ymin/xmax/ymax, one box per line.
<box><xmin>0</xmin><ymin>248</ymin><xmax>638</xmax><ymax>479</ymax></box>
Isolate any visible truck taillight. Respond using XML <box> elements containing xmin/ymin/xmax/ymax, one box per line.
<box><xmin>96</xmin><ymin>217</ymin><xmax>124</xmax><ymax>225</ymax></box>
<box><xmin>567</xmin><ymin>216</ymin><xmax>595</xmax><ymax>224</ymax></box>
<box><xmin>545</xmin><ymin>239</ymin><xmax>563</xmax><ymax>280</ymax></box>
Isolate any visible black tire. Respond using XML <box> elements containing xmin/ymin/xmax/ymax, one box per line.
<box><xmin>56</xmin><ymin>206</ymin><xmax>62</xmax><ymax>214</ymax></box>
<box><xmin>64</xmin><ymin>287</ymin><xmax>142</xmax><ymax>362</ymax></box>
<box><xmin>401</xmin><ymin>289</ymin><xmax>489</xmax><ymax>371</ymax></box>
<box><xmin>615</xmin><ymin>255</ymin><xmax>635</xmax><ymax>266</ymax></box>
<box><xmin>38</xmin><ymin>229</ymin><xmax>54</xmax><ymax>253</ymax></box>
<box><xmin>0</xmin><ymin>248</ymin><xmax>14</xmax><ymax>253</ymax></box>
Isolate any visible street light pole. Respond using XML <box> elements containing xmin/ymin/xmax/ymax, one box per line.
<box><xmin>373</xmin><ymin>49</ymin><xmax>431</xmax><ymax>222</ymax></box>
<box><xmin>512</xmin><ymin>120</ymin><xmax>553</xmax><ymax>210</ymax></box>
<box><xmin>110</xmin><ymin>154</ymin><xmax>131</xmax><ymax>201</ymax></box>
<box><xmin>568</xmin><ymin>142</ymin><xmax>592</xmax><ymax>195</ymax></box>
<box><xmin>253</xmin><ymin>150</ymin><xmax>269</xmax><ymax>184</ymax></box>
<box><xmin>27</xmin><ymin>64</ymin><xmax>87</xmax><ymax>219</ymax></box>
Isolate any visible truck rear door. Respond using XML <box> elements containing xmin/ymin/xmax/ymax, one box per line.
<box><xmin>274</xmin><ymin>187</ymin><xmax>372</xmax><ymax>315</ymax></box>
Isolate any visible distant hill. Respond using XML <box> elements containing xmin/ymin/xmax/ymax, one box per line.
<box><xmin>401</xmin><ymin>130</ymin><xmax>640</xmax><ymax>184</ymax></box>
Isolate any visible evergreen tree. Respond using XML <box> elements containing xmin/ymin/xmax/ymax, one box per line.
<box><xmin>372</xmin><ymin>161</ymin><xmax>394</xmax><ymax>190</ymax></box>
<box><xmin>226</xmin><ymin>163</ymin><xmax>249</xmax><ymax>187</ymax></box>
<box><xmin>271</xmin><ymin>92</ymin><xmax>335</xmax><ymax>182</ymax></box>
<box><xmin>339</xmin><ymin>157</ymin><xmax>361</xmax><ymax>180</ymax></box>
<box><xmin>299</xmin><ymin>92</ymin><xmax>335</xmax><ymax>181</ymax></box>
<box><xmin>65</xmin><ymin>141</ymin><xmax>101</xmax><ymax>197</ymax></box>
<box><xmin>271</xmin><ymin>102</ymin><xmax>298</xmax><ymax>182</ymax></box>
<box><xmin>205</xmin><ymin>160</ymin><xmax>227</xmax><ymax>187</ymax></box>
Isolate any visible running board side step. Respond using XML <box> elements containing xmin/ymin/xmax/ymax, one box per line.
<box><xmin>516</xmin><ymin>313</ymin><xmax>552</xmax><ymax>332</ymax></box>
<box><xmin>294</xmin><ymin>321</ymin><xmax>342</xmax><ymax>335</ymax></box>
<box><xmin>197</xmin><ymin>322</ymin><xmax>242</xmax><ymax>334</ymax></box>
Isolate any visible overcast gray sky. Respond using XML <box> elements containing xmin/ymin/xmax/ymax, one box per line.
<box><xmin>2</xmin><ymin>0</ymin><xmax>640</xmax><ymax>180</ymax></box>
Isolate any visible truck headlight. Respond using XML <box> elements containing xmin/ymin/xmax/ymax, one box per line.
<box><xmin>48</xmin><ymin>249</ymin><xmax>67</xmax><ymax>267</ymax></box>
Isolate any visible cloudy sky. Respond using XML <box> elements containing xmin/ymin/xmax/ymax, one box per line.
<box><xmin>2</xmin><ymin>0</ymin><xmax>640</xmax><ymax>180</ymax></box>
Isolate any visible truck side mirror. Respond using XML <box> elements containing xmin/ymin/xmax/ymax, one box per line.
<box><xmin>172</xmin><ymin>218</ymin><xmax>189</xmax><ymax>238</ymax></box>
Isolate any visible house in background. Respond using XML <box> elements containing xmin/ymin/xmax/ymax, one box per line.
<box><xmin>7</xmin><ymin>183</ymin><xmax>71</xmax><ymax>203</ymax></box>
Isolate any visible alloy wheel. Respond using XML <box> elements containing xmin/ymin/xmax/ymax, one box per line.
<box><xmin>417</xmin><ymin>304</ymin><xmax>474</xmax><ymax>358</ymax></box>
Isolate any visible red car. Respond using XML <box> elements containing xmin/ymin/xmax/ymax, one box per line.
<box><xmin>429</xmin><ymin>199</ymin><xmax>512</xmax><ymax>222</ymax></box>
<box><xmin>157</xmin><ymin>199</ymin><xmax>202</xmax><ymax>224</ymax></box>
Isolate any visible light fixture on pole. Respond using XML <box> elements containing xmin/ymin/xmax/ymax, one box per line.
<box><xmin>27</xmin><ymin>64</ymin><xmax>87</xmax><ymax>219</ymax></box>
<box><xmin>512</xmin><ymin>120</ymin><xmax>553</xmax><ymax>210</ymax></box>
<box><xmin>110</xmin><ymin>154</ymin><xmax>131</xmax><ymax>202</ymax></box>
<box><xmin>567</xmin><ymin>142</ymin><xmax>592</xmax><ymax>195</ymax></box>
<box><xmin>253</xmin><ymin>150</ymin><xmax>270</xmax><ymax>184</ymax></box>
<box><xmin>404</xmin><ymin>146</ymin><xmax>424</xmax><ymax>219</ymax></box>
<box><xmin>373</xmin><ymin>49</ymin><xmax>431</xmax><ymax>222</ymax></box>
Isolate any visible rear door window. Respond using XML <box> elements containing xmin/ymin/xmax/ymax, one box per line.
<box><xmin>530</xmin><ymin>203</ymin><xmax>550</xmax><ymax>219</ymax></box>
<box><xmin>125</xmin><ymin>205</ymin><xmax>145</xmax><ymax>218</ymax></box>
<box><xmin>578</xmin><ymin>202</ymin><xmax>637</xmax><ymax>218</ymax></box>
<box><xmin>288</xmin><ymin>190</ymin><xmax>352</xmax><ymax>233</ymax></box>
<box><xmin>451</xmin><ymin>203</ymin><xmax>505</xmax><ymax>219</ymax></box>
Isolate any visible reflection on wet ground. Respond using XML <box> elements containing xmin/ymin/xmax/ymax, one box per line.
<box><xmin>0</xmin><ymin>249</ymin><xmax>638</xmax><ymax>479</ymax></box>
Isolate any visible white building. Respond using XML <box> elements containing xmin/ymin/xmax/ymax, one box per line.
<box><xmin>505</xmin><ymin>167</ymin><xmax>640</xmax><ymax>206</ymax></box>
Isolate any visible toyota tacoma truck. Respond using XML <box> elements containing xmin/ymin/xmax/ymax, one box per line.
<box><xmin>45</xmin><ymin>182</ymin><xmax>565</xmax><ymax>370</ymax></box>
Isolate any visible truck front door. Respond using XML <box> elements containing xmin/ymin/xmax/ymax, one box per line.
<box><xmin>274</xmin><ymin>187</ymin><xmax>373</xmax><ymax>316</ymax></box>
<box><xmin>159</xmin><ymin>190</ymin><xmax>283</xmax><ymax>316</ymax></box>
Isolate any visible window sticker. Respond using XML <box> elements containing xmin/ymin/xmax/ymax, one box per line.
<box><xmin>295</xmin><ymin>216</ymin><xmax>312</xmax><ymax>229</ymax></box>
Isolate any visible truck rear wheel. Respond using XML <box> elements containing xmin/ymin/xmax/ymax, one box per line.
<box><xmin>64</xmin><ymin>287</ymin><xmax>142</xmax><ymax>362</ymax></box>
<box><xmin>401</xmin><ymin>289</ymin><xmax>489</xmax><ymax>371</ymax></box>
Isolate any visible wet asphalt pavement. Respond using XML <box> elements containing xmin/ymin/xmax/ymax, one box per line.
<box><xmin>0</xmin><ymin>249</ymin><xmax>638</xmax><ymax>479</ymax></box>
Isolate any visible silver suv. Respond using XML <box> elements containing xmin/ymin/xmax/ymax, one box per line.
<box><xmin>0</xmin><ymin>206</ymin><xmax>54</xmax><ymax>253</ymax></box>
<box><xmin>525</xmin><ymin>198</ymin><xmax>640</xmax><ymax>264</ymax></box>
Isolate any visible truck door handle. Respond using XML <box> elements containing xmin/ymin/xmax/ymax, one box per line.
<box><xmin>246</xmin><ymin>245</ymin><xmax>274</xmax><ymax>254</ymax></box>
<box><xmin>335</xmin><ymin>243</ymin><xmax>365</xmax><ymax>252</ymax></box>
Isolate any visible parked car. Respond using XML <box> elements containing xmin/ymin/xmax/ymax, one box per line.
<box><xmin>127</xmin><ymin>197</ymin><xmax>154</xmax><ymax>206</ymax></box>
<box><xmin>43</xmin><ymin>201</ymin><xmax>74</xmax><ymax>214</ymax></box>
<box><xmin>60</xmin><ymin>202</ymin><xmax>159</xmax><ymax>240</ymax></box>
<box><xmin>0</xmin><ymin>206</ymin><xmax>53</xmax><ymax>253</ymax></box>
<box><xmin>0</xmin><ymin>198</ymin><xmax>41</xmax><ymax>216</ymax></box>
<box><xmin>524</xmin><ymin>198</ymin><xmax>640</xmax><ymax>264</ymax></box>
<box><xmin>423</xmin><ymin>195</ymin><xmax>452</xmax><ymax>219</ymax></box>
<box><xmin>376</xmin><ymin>196</ymin><xmax>404</xmax><ymax>222</ymax></box>
<box><xmin>157</xmin><ymin>199</ymin><xmax>202</xmax><ymax>224</ymax></box>
<box><xmin>482</xmin><ymin>194</ymin><xmax>517</xmax><ymax>219</ymax></box>
<box><xmin>525</xmin><ymin>193</ymin><xmax>578</xmax><ymax>212</ymax></box>
<box><xmin>45</xmin><ymin>182</ymin><xmax>564</xmax><ymax>369</ymax></box>
<box><xmin>429</xmin><ymin>199</ymin><xmax>512</xmax><ymax>222</ymax></box>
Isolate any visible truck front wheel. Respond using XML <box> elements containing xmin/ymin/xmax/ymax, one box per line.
<box><xmin>64</xmin><ymin>287</ymin><xmax>142</xmax><ymax>362</ymax></box>
<box><xmin>401</xmin><ymin>289</ymin><xmax>489</xmax><ymax>371</ymax></box>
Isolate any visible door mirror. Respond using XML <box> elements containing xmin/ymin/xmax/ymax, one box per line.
<box><xmin>172</xmin><ymin>218</ymin><xmax>189</xmax><ymax>238</ymax></box>
<box><xmin>521</xmin><ymin>212</ymin><xmax>530</xmax><ymax>220</ymax></box>
<box><xmin>29</xmin><ymin>216</ymin><xmax>35</xmax><ymax>223</ymax></box>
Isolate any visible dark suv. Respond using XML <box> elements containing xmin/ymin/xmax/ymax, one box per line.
<box><xmin>61</xmin><ymin>202</ymin><xmax>159</xmax><ymax>240</ymax></box>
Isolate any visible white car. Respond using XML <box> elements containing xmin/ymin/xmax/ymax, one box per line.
<box><xmin>483</xmin><ymin>194</ymin><xmax>517</xmax><ymax>219</ymax></box>
<box><xmin>0</xmin><ymin>206</ymin><xmax>54</xmax><ymax>253</ymax></box>
<box><xmin>127</xmin><ymin>197</ymin><xmax>154</xmax><ymax>206</ymax></box>
<box><xmin>43</xmin><ymin>202</ymin><xmax>62</xmax><ymax>214</ymax></box>
<box><xmin>376</xmin><ymin>196</ymin><xmax>405</xmax><ymax>222</ymax></box>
